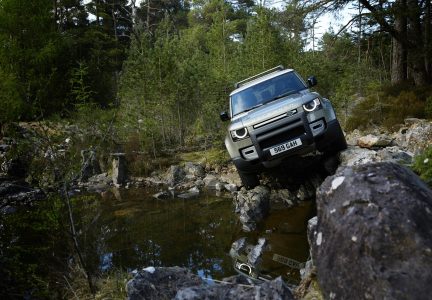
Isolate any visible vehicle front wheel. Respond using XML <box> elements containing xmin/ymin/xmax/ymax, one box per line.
<box><xmin>238</xmin><ymin>170</ymin><xmax>259</xmax><ymax>189</ymax></box>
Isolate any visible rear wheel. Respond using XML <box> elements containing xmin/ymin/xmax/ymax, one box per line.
<box><xmin>238</xmin><ymin>169</ymin><xmax>259</xmax><ymax>189</ymax></box>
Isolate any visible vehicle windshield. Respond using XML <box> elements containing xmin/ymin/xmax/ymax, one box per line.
<box><xmin>230</xmin><ymin>72</ymin><xmax>306</xmax><ymax>116</ymax></box>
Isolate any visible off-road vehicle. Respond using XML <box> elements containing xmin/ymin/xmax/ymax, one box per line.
<box><xmin>220</xmin><ymin>66</ymin><xmax>347</xmax><ymax>188</ymax></box>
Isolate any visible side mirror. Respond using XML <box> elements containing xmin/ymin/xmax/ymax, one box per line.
<box><xmin>307</xmin><ymin>76</ymin><xmax>317</xmax><ymax>87</ymax></box>
<box><xmin>220</xmin><ymin>111</ymin><xmax>230</xmax><ymax>122</ymax></box>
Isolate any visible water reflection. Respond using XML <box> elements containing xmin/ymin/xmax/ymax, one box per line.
<box><xmin>74</xmin><ymin>189</ymin><xmax>241</xmax><ymax>279</ymax></box>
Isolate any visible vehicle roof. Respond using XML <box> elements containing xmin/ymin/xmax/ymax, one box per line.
<box><xmin>229</xmin><ymin>68</ymin><xmax>294</xmax><ymax>96</ymax></box>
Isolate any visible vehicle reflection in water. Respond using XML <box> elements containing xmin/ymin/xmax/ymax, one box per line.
<box><xmin>73</xmin><ymin>188</ymin><xmax>314</xmax><ymax>283</ymax></box>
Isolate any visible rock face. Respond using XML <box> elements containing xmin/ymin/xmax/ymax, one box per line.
<box><xmin>313</xmin><ymin>162</ymin><xmax>432</xmax><ymax>300</ymax></box>
<box><xmin>234</xmin><ymin>186</ymin><xmax>270</xmax><ymax>231</ymax></box>
<box><xmin>126</xmin><ymin>267</ymin><xmax>294</xmax><ymax>300</ymax></box>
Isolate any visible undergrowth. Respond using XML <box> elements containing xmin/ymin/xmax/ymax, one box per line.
<box><xmin>346</xmin><ymin>83</ymin><xmax>432</xmax><ymax>131</ymax></box>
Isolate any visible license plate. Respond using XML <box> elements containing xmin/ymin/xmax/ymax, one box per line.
<box><xmin>269</xmin><ymin>138</ymin><xmax>302</xmax><ymax>156</ymax></box>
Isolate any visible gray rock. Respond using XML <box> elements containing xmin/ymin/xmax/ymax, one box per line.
<box><xmin>357</xmin><ymin>134</ymin><xmax>393</xmax><ymax>149</ymax></box>
<box><xmin>393</xmin><ymin>119</ymin><xmax>432</xmax><ymax>154</ymax></box>
<box><xmin>376</xmin><ymin>146</ymin><xmax>413</xmax><ymax>164</ymax></box>
<box><xmin>126</xmin><ymin>267</ymin><xmax>204</xmax><ymax>300</ymax></box>
<box><xmin>203</xmin><ymin>174</ymin><xmax>222</xmax><ymax>189</ymax></box>
<box><xmin>184</xmin><ymin>162</ymin><xmax>205</xmax><ymax>178</ymax></box>
<box><xmin>313</xmin><ymin>162</ymin><xmax>432</xmax><ymax>300</ymax></box>
<box><xmin>234</xmin><ymin>186</ymin><xmax>270</xmax><ymax>232</ymax></box>
<box><xmin>127</xmin><ymin>266</ymin><xmax>294</xmax><ymax>300</ymax></box>
<box><xmin>165</xmin><ymin>165</ymin><xmax>186</xmax><ymax>186</ymax></box>
<box><xmin>220</xmin><ymin>167</ymin><xmax>242</xmax><ymax>187</ymax></box>
<box><xmin>339</xmin><ymin>147</ymin><xmax>377</xmax><ymax>167</ymax></box>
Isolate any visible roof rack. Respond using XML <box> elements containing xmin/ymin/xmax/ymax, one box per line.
<box><xmin>234</xmin><ymin>65</ymin><xmax>285</xmax><ymax>88</ymax></box>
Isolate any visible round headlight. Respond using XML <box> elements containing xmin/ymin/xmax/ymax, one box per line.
<box><xmin>231</xmin><ymin>128</ymin><xmax>249</xmax><ymax>141</ymax></box>
<box><xmin>234</xmin><ymin>128</ymin><xmax>247</xmax><ymax>139</ymax></box>
<box><xmin>303</xmin><ymin>98</ymin><xmax>321</xmax><ymax>112</ymax></box>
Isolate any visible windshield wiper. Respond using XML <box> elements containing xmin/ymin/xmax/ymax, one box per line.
<box><xmin>240</xmin><ymin>103</ymin><xmax>263</xmax><ymax>114</ymax></box>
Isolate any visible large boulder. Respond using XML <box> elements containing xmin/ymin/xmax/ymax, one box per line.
<box><xmin>126</xmin><ymin>266</ymin><xmax>294</xmax><ymax>300</ymax></box>
<box><xmin>313</xmin><ymin>162</ymin><xmax>432</xmax><ymax>300</ymax></box>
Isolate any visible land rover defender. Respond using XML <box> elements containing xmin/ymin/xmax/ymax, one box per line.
<box><xmin>220</xmin><ymin>66</ymin><xmax>347</xmax><ymax>188</ymax></box>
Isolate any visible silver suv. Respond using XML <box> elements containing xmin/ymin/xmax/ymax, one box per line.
<box><xmin>220</xmin><ymin>66</ymin><xmax>347</xmax><ymax>188</ymax></box>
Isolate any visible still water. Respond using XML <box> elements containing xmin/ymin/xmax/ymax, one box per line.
<box><xmin>74</xmin><ymin>188</ymin><xmax>314</xmax><ymax>283</ymax></box>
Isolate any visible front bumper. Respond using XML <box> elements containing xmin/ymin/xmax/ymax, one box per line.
<box><xmin>232</xmin><ymin>118</ymin><xmax>342</xmax><ymax>172</ymax></box>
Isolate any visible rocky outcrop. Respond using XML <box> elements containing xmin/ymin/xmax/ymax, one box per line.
<box><xmin>344</xmin><ymin>118</ymin><xmax>432</xmax><ymax>167</ymax></box>
<box><xmin>126</xmin><ymin>266</ymin><xmax>294</xmax><ymax>300</ymax></box>
<box><xmin>311</xmin><ymin>162</ymin><xmax>432</xmax><ymax>300</ymax></box>
<box><xmin>393</xmin><ymin>118</ymin><xmax>432</xmax><ymax>154</ymax></box>
<box><xmin>234</xmin><ymin>186</ymin><xmax>270</xmax><ymax>231</ymax></box>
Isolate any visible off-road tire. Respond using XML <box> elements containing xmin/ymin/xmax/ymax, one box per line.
<box><xmin>321</xmin><ymin>122</ymin><xmax>347</xmax><ymax>155</ymax></box>
<box><xmin>238</xmin><ymin>170</ymin><xmax>259</xmax><ymax>189</ymax></box>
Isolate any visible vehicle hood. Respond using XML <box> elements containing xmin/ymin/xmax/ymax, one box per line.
<box><xmin>229</xmin><ymin>91</ymin><xmax>318</xmax><ymax>131</ymax></box>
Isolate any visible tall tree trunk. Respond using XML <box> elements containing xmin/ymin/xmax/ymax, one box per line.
<box><xmin>425</xmin><ymin>0</ymin><xmax>431</xmax><ymax>81</ymax></box>
<box><xmin>391</xmin><ymin>0</ymin><xmax>407</xmax><ymax>84</ymax></box>
<box><xmin>407</xmin><ymin>0</ymin><xmax>427</xmax><ymax>86</ymax></box>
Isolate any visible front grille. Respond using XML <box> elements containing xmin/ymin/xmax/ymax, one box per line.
<box><xmin>258</xmin><ymin>126</ymin><xmax>305</xmax><ymax>149</ymax></box>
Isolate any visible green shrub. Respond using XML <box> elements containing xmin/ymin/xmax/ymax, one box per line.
<box><xmin>346</xmin><ymin>88</ymin><xmax>427</xmax><ymax>131</ymax></box>
<box><xmin>413</xmin><ymin>146</ymin><xmax>432</xmax><ymax>186</ymax></box>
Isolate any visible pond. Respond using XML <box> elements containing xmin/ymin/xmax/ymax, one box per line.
<box><xmin>74</xmin><ymin>188</ymin><xmax>315</xmax><ymax>284</ymax></box>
